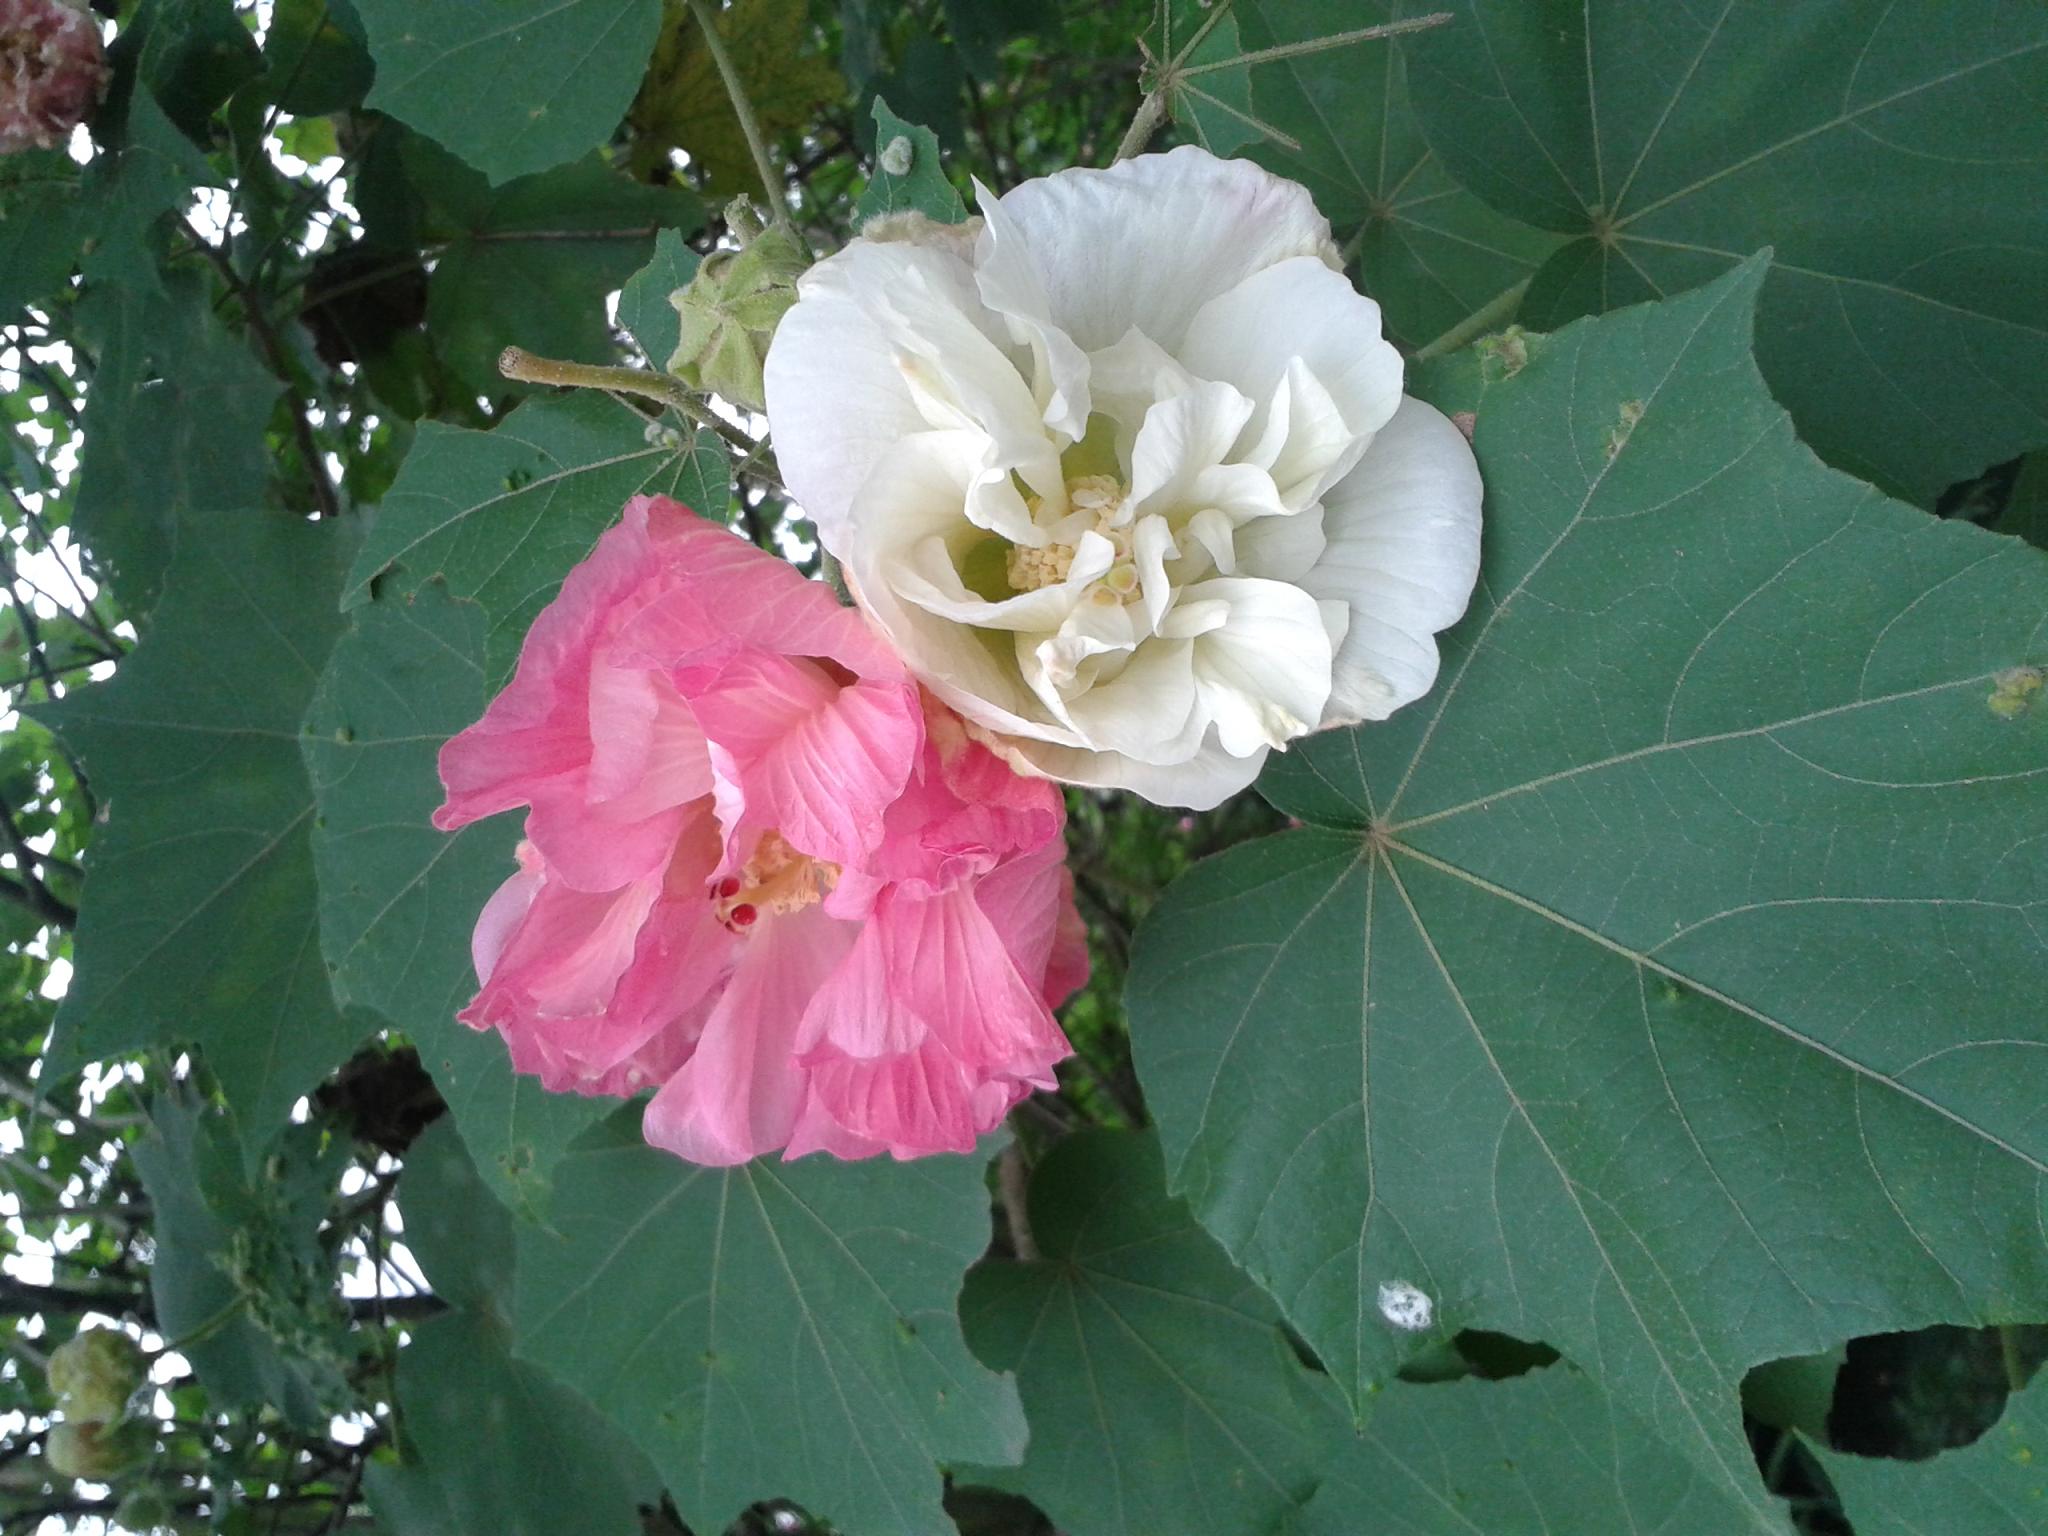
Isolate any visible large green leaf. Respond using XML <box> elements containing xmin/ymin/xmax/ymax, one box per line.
<box><xmin>340</xmin><ymin>390</ymin><xmax>725</xmax><ymax>687</ymax></box>
<box><xmin>1298</xmin><ymin>1369</ymin><xmax>1780</xmax><ymax>1534</ymax></box>
<box><xmin>514</xmin><ymin>1139</ymin><xmax>1027</xmax><ymax>1536</ymax></box>
<box><xmin>404</xmin><ymin>138</ymin><xmax>702</xmax><ymax>397</ymax></box>
<box><xmin>1126</xmin><ymin>262</ymin><xmax>2048</xmax><ymax>1519</ymax></box>
<box><xmin>1403</xmin><ymin>0</ymin><xmax>2048</xmax><ymax>503</ymax></box>
<box><xmin>303</xmin><ymin>584</ymin><xmax>614</xmax><ymax>1223</ymax></box>
<box><xmin>1174</xmin><ymin>1</ymin><xmax>1562</xmax><ymax>351</ymax></box>
<box><xmin>1817</xmin><ymin>1368</ymin><xmax>2048</xmax><ymax>1535</ymax></box>
<box><xmin>40</xmin><ymin>515</ymin><xmax>362</xmax><ymax>1137</ymax></box>
<box><xmin>366</xmin><ymin>1119</ymin><xmax>662</xmax><ymax>1536</ymax></box>
<box><xmin>356</xmin><ymin>0</ymin><xmax>663</xmax><ymax>183</ymax></box>
<box><xmin>961</xmin><ymin>1130</ymin><xmax>1347</xmax><ymax>1536</ymax></box>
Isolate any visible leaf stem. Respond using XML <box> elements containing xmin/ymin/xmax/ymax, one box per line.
<box><xmin>1176</xmin><ymin>12</ymin><xmax>1455</xmax><ymax>78</ymax></box>
<box><xmin>685</xmin><ymin>0</ymin><xmax>798</xmax><ymax>237</ymax></box>
<box><xmin>1412</xmin><ymin>276</ymin><xmax>1532</xmax><ymax>362</ymax></box>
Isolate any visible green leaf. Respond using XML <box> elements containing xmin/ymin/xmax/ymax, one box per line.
<box><xmin>340</xmin><ymin>389</ymin><xmax>725</xmax><ymax>687</ymax></box>
<box><xmin>1298</xmin><ymin>1369</ymin><xmax>1782</xmax><ymax>1535</ymax></box>
<box><xmin>514</xmin><ymin>1141</ymin><xmax>1027</xmax><ymax>1535</ymax></box>
<box><xmin>71</xmin><ymin>268</ymin><xmax>281</xmax><ymax>615</ymax></box>
<box><xmin>130</xmin><ymin>1092</ymin><xmax>352</xmax><ymax>1428</ymax></box>
<box><xmin>1127</xmin><ymin>261</ymin><xmax>2048</xmax><ymax>1519</ymax></box>
<box><xmin>0</xmin><ymin>153</ymin><xmax>87</xmax><ymax>319</ymax></box>
<box><xmin>961</xmin><ymin>1130</ymin><xmax>1347</xmax><ymax>1536</ymax></box>
<box><xmin>941</xmin><ymin>0</ymin><xmax>1039</xmax><ymax>81</ymax></box>
<box><xmin>1171</xmin><ymin>1</ymin><xmax>1563</xmax><ymax>350</ymax></box>
<box><xmin>366</xmin><ymin>1119</ymin><xmax>663</xmax><ymax>1536</ymax></box>
<box><xmin>39</xmin><ymin>514</ymin><xmax>363</xmax><ymax>1138</ymax></box>
<box><xmin>303</xmin><ymin>584</ymin><xmax>614</xmax><ymax>1222</ymax></box>
<box><xmin>1818</xmin><ymin>1367</ymin><xmax>2048</xmax><ymax>1534</ymax></box>
<box><xmin>265</xmin><ymin>0</ymin><xmax>375</xmax><ymax>117</ymax></box>
<box><xmin>355</xmin><ymin>0</ymin><xmax>663</xmax><ymax>182</ymax></box>
<box><xmin>78</xmin><ymin>85</ymin><xmax>216</xmax><ymax>299</ymax></box>
<box><xmin>856</xmin><ymin>96</ymin><xmax>966</xmax><ymax>224</ymax></box>
<box><xmin>626</xmin><ymin>0</ymin><xmax>846</xmax><ymax>196</ymax></box>
<box><xmin>619</xmin><ymin>226</ymin><xmax>701</xmax><ymax>367</ymax></box>
<box><xmin>1404</xmin><ymin>0</ymin><xmax>2048</xmax><ymax>504</ymax></box>
<box><xmin>402</xmin><ymin>137</ymin><xmax>701</xmax><ymax>398</ymax></box>
<box><xmin>123</xmin><ymin>0</ymin><xmax>265</xmax><ymax>139</ymax></box>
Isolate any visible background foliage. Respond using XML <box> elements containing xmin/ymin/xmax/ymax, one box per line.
<box><xmin>1</xmin><ymin>2</ymin><xmax>2044</xmax><ymax>1533</ymax></box>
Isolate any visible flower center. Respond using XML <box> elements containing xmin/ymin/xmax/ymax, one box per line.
<box><xmin>1004</xmin><ymin>475</ymin><xmax>1138</xmax><ymax>605</ymax></box>
<box><xmin>711</xmin><ymin>830</ymin><xmax>838</xmax><ymax>933</ymax></box>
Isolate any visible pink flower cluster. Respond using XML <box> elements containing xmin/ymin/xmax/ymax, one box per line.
<box><xmin>0</xmin><ymin>0</ymin><xmax>107</xmax><ymax>155</ymax></box>
<box><xmin>436</xmin><ymin>497</ymin><xmax>1086</xmax><ymax>1164</ymax></box>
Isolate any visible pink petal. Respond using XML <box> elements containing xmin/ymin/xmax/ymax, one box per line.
<box><xmin>641</xmin><ymin>908</ymin><xmax>856</xmax><ymax>1166</ymax></box>
<box><xmin>692</xmin><ymin>653</ymin><xmax>922</xmax><ymax>867</ymax></box>
<box><xmin>972</xmin><ymin>835</ymin><xmax>1091</xmax><ymax>1009</ymax></box>
<box><xmin>434</xmin><ymin>504</ymin><xmax>669</xmax><ymax>832</ymax></box>
<box><xmin>795</xmin><ymin>886</ymin><xmax>1069</xmax><ymax>1156</ymax></box>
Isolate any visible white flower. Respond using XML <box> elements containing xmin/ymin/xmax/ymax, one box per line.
<box><xmin>763</xmin><ymin>146</ymin><xmax>1482</xmax><ymax>808</ymax></box>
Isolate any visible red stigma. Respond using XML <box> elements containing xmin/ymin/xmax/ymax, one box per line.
<box><xmin>729</xmin><ymin>903</ymin><xmax>758</xmax><ymax>928</ymax></box>
<box><xmin>715</xmin><ymin>876</ymin><xmax>741</xmax><ymax>899</ymax></box>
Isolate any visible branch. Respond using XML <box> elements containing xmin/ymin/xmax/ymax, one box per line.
<box><xmin>0</xmin><ymin>794</ymin><xmax>76</xmax><ymax>928</ymax></box>
<box><xmin>0</xmin><ymin>1274</ymin><xmax>148</xmax><ymax>1321</ymax></box>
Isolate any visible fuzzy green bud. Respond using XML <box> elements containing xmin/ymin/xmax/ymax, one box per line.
<box><xmin>667</xmin><ymin>217</ymin><xmax>808</xmax><ymax>413</ymax></box>
<box><xmin>46</xmin><ymin>1418</ymin><xmax>150</xmax><ymax>1481</ymax></box>
<box><xmin>47</xmin><ymin>1328</ymin><xmax>146</xmax><ymax>1423</ymax></box>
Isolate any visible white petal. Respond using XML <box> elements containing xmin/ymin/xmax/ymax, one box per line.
<box><xmin>972</xmin><ymin>182</ymin><xmax>1092</xmax><ymax>441</ymax></box>
<box><xmin>842</xmin><ymin>433</ymin><xmax>1089</xmax><ymax>750</ymax></box>
<box><xmin>990</xmin><ymin>145</ymin><xmax>1339</xmax><ymax>353</ymax></box>
<box><xmin>765</xmin><ymin>240</ymin><xmax>1057</xmax><ymax>544</ymax></box>
<box><xmin>1061</xmin><ymin>637</ymin><xmax>1202</xmax><ymax>763</ymax></box>
<box><xmin>1235</xmin><ymin>501</ymin><xmax>1326</xmax><ymax>584</ymax></box>
<box><xmin>1304</xmin><ymin>397</ymin><xmax>1484</xmax><ymax>724</ymax></box>
<box><xmin>1180</xmin><ymin>258</ymin><xmax>1405</xmax><ymax>504</ymax></box>
<box><xmin>1128</xmin><ymin>380</ymin><xmax>1255</xmax><ymax>514</ymax></box>
<box><xmin>1009</xmin><ymin>733</ymin><xmax>1267</xmax><ymax>812</ymax></box>
<box><xmin>1187</xmin><ymin>577</ymin><xmax>1338</xmax><ymax>758</ymax></box>
<box><xmin>1132</xmin><ymin>514</ymin><xmax>1179</xmax><ymax>631</ymax></box>
<box><xmin>762</xmin><ymin>254</ymin><xmax>932</xmax><ymax>542</ymax></box>
<box><xmin>1184</xmin><ymin>507</ymin><xmax>1236</xmax><ymax>576</ymax></box>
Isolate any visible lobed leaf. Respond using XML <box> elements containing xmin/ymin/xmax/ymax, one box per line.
<box><xmin>1127</xmin><ymin>259</ymin><xmax>2048</xmax><ymax>1518</ymax></box>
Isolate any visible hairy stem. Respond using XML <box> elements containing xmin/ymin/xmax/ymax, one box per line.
<box><xmin>685</xmin><ymin>0</ymin><xmax>798</xmax><ymax>237</ymax></box>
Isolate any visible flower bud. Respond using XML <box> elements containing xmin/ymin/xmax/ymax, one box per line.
<box><xmin>47</xmin><ymin>1328</ymin><xmax>146</xmax><ymax>1423</ymax></box>
<box><xmin>46</xmin><ymin>1419</ymin><xmax>150</xmax><ymax>1481</ymax></box>
<box><xmin>667</xmin><ymin>218</ymin><xmax>808</xmax><ymax>413</ymax></box>
<box><xmin>0</xmin><ymin>0</ymin><xmax>110</xmax><ymax>155</ymax></box>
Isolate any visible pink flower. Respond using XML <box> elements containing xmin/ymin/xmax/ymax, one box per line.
<box><xmin>0</xmin><ymin>0</ymin><xmax>107</xmax><ymax>155</ymax></box>
<box><xmin>434</xmin><ymin>496</ymin><xmax>1086</xmax><ymax>1164</ymax></box>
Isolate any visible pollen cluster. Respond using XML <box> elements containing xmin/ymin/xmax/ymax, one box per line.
<box><xmin>712</xmin><ymin>830</ymin><xmax>839</xmax><ymax>933</ymax></box>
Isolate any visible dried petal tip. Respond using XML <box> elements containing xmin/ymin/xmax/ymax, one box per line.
<box><xmin>0</xmin><ymin>0</ymin><xmax>108</xmax><ymax>155</ymax></box>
